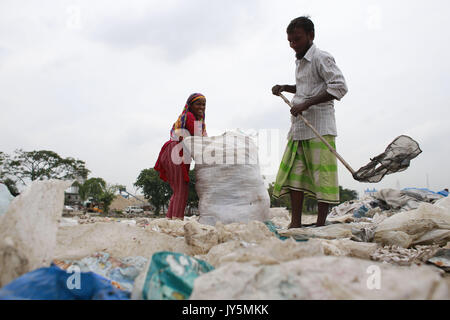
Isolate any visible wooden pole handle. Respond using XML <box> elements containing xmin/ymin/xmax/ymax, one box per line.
<box><xmin>278</xmin><ymin>93</ymin><xmax>356</xmax><ymax>175</ymax></box>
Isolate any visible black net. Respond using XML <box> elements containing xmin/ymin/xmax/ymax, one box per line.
<box><xmin>353</xmin><ymin>135</ymin><xmax>422</xmax><ymax>183</ymax></box>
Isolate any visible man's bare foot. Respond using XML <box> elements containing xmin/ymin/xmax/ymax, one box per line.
<box><xmin>302</xmin><ymin>223</ymin><xmax>315</xmax><ymax>227</ymax></box>
<box><xmin>288</xmin><ymin>222</ymin><xmax>302</xmax><ymax>229</ymax></box>
<box><xmin>315</xmin><ymin>222</ymin><xmax>325</xmax><ymax>227</ymax></box>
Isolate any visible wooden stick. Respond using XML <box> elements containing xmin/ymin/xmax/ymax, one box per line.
<box><xmin>278</xmin><ymin>93</ymin><xmax>356</xmax><ymax>175</ymax></box>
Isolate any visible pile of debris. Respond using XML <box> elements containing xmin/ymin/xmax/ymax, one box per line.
<box><xmin>0</xmin><ymin>180</ymin><xmax>449</xmax><ymax>300</ymax></box>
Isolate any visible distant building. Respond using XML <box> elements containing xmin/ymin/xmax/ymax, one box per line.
<box><xmin>364</xmin><ymin>188</ymin><xmax>377</xmax><ymax>197</ymax></box>
<box><xmin>64</xmin><ymin>185</ymin><xmax>81</xmax><ymax>206</ymax></box>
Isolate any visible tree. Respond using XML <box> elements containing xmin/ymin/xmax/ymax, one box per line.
<box><xmin>134</xmin><ymin>169</ymin><xmax>171</xmax><ymax>215</ymax></box>
<box><xmin>1</xmin><ymin>149</ymin><xmax>89</xmax><ymax>190</ymax></box>
<box><xmin>2</xmin><ymin>178</ymin><xmax>19</xmax><ymax>196</ymax></box>
<box><xmin>0</xmin><ymin>152</ymin><xmax>18</xmax><ymax>196</ymax></box>
<box><xmin>338</xmin><ymin>186</ymin><xmax>358</xmax><ymax>203</ymax></box>
<box><xmin>267</xmin><ymin>182</ymin><xmax>292</xmax><ymax>210</ymax></box>
<box><xmin>267</xmin><ymin>182</ymin><xmax>358</xmax><ymax>213</ymax></box>
<box><xmin>99</xmin><ymin>184</ymin><xmax>121</xmax><ymax>214</ymax></box>
<box><xmin>79</xmin><ymin>177</ymin><xmax>120</xmax><ymax>213</ymax></box>
<box><xmin>79</xmin><ymin>177</ymin><xmax>106</xmax><ymax>202</ymax></box>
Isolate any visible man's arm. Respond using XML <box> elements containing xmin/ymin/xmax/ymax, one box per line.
<box><xmin>290</xmin><ymin>90</ymin><xmax>336</xmax><ymax>116</ymax></box>
<box><xmin>291</xmin><ymin>52</ymin><xmax>347</xmax><ymax>116</ymax></box>
<box><xmin>272</xmin><ymin>84</ymin><xmax>296</xmax><ymax>95</ymax></box>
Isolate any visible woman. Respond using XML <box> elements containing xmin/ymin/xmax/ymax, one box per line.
<box><xmin>154</xmin><ymin>93</ymin><xmax>207</xmax><ymax>220</ymax></box>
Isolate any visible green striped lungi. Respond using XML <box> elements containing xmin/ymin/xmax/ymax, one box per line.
<box><xmin>272</xmin><ymin>135</ymin><xmax>339</xmax><ymax>204</ymax></box>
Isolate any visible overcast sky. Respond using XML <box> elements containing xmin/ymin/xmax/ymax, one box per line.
<box><xmin>1</xmin><ymin>0</ymin><xmax>449</xmax><ymax>197</ymax></box>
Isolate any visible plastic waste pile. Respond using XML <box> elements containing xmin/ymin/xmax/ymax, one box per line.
<box><xmin>0</xmin><ymin>180</ymin><xmax>449</xmax><ymax>300</ymax></box>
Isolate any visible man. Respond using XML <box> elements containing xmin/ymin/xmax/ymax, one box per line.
<box><xmin>272</xmin><ymin>16</ymin><xmax>348</xmax><ymax>228</ymax></box>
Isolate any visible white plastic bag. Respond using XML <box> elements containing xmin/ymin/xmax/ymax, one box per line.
<box><xmin>183</xmin><ymin>131</ymin><xmax>270</xmax><ymax>225</ymax></box>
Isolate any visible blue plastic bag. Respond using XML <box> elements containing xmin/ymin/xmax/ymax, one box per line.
<box><xmin>0</xmin><ymin>264</ymin><xmax>130</xmax><ymax>300</ymax></box>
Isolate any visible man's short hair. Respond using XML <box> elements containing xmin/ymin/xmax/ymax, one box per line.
<box><xmin>287</xmin><ymin>16</ymin><xmax>315</xmax><ymax>34</ymax></box>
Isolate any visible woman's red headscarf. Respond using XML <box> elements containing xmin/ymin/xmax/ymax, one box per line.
<box><xmin>170</xmin><ymin>93</ymin><xmax>207</xmax><ymax>141</ymax></box>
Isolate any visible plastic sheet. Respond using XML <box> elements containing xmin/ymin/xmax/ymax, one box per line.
<box><xmin>190</xmin><ymin>256</ymin><xmax>448</xmax><ymax>300</ymax></box>
<box><xmin>0</xmin><ymin>264</ymin><xmax>129</xmax><ymax>300</ymax></box>
<box><xmin>132</xmin><ymin>251</ymin><xmax>214</xmax><ymax>300</ymax></box>
<box><xmin>54</xmin><ymin>252</ymin><xmax>148</xmax><ymax>292</ymax></box>
<box><xmin>374</xmin><ymin>200</ymin><xmax>450</xmax><ymax>248</ymax></box>
<box><xmin>54</xmin><ymin>221</ymin><xmax>193</xmax><ymax>260</ymax></box>
<box><xmin>0</xmin><ymin>183</ymin><xmax>14</xmax><ymax>216</ymax></box>
<box><xmin>278</xmin><ymin>223</ymin><xmax>354</xmax><ymax>241</ymax></box>
<box><xmin>0</xmin><ymin>179</ymin><xmax>72</xmax><ymax>287</ymax></box>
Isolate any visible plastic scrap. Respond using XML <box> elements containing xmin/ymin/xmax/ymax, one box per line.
<box><xmin>427</xmin><ymin>249</ymin><xmax>450</xmax><ymax>272</ymax></box>
<box><xmin>0</xmin><ymin>264</ymin><xmax>130</xmax><ymax>300</ymax></box>
<box><xmin>132</xmin><ymin>251</ymin><xmax>214</xmax><ymax>300</ymax></box>
<box><xmin>264</xmin><ymin>221</ymin><xmax>289</xmax><ymax>240</ymax></box>
<box><xmin>278</xmin><ymin>223</ymin><xmax>354</xmax><ymax>241</ymax></box>
<box><xmin>53</xmin><ymin>252</ymin><xmax>148</xmax><ymax>292</ymax></box>
<box><xmin>374</xmin><ymin>200</ymin><xmax>450</xmax><ymax>248</ymax></box>
<box><xmin>371</xmin><ymin>245</ymin><xmax>440</xmax><ymax>266</ymax></box>
<box><xmin>402</xmin><ymin>188</ymin><xmax>444</xmax><ymax>203</ymax></box>
<box><xmin>0</xmin><ymin>180</ymin><xmax>72</xmax><ymax>287</ymax></box>
<box><xmin>0</xmin><ymin>183</ymin><xmax>14</xmax><ymax>216</ymax></box>
<box><xmin>353</xmin><ymin>205</ymin><xmax>369</xmax><ymax>218</ymax></box>
<box><xmin>190</xmin><ymin>256</ymin><xmax>448</xmax><ymax>300</ymax></box>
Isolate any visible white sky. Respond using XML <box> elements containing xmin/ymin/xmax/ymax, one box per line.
<box><xmin>1</xmin><ymin>0</ymin><xmax>449</xmax><ymax>197</ymax></box>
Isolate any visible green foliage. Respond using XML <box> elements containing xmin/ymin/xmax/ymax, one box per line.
<box><xmin>79</xmin><ymin>177</ymin><xmax>106</xmax><ymax>202</ymax></box>
<box><xmin>99</xmin><ymin>184</ymin><xmax>120</xmax><ymax>214</ymax></box>
<box><xmin>267</xmin><ymin>182</ymin><xmax>292</xmax><ymax>210</ymax></box>
<box><xmin>79</xmin><ymin>177</ymin><xmax>120</xmax><ymax>213</ymax></box>
<box><xmin>134</xmin><ymin>168</ymin><xmax>199</xmax><ymax>216</ymax></box>
<box><xmin>338</xmin><ymin>186</ymin><xmax>358</xmax><ymax>203</ymax></box>
<box><xmin>2</xmin><ymin>178</ymin><xmax>19</xmax><ymax>196</ymax></box>
<box><xmin>0</xmin><ymin>149</ymin><xmax>89</xmax><ymax>192</ymax></box>
<box><xmin>116</xmin><ymin>185</ymin><xmax>127</xmax><ymax>193</ymax></box>
<box><xmin>267</xmin><ymin>183</ymin><xmax>358</xmax><ymax>213</ymax></box>
<box><xmin>134</xmin><ymin>168</ymin><xmax>171</xmax><ymax>215</ymax></box>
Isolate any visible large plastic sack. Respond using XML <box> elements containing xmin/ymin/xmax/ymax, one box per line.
<box><xmin>0</xmin><ymin>183</ymin><xmax>14</xmax><ymax>216</ymax></box>
<box><xmin>374</xmin><ymin>199</ymin><xmax>450</xmax><ymax>248</ymax></box>
<box><xmin>183</xmin><ymin>131</ymin><xmax>270</xmax><ymax>225</ymax></box>
<box><xmin>374</xmin><ymin>188</ymin><xmax>421</xmax><ymax>211</ymax></box>
<box><xmin>131</xmin><ymin>251</ymin><xmax>214</xmax><ymax>300</ymax></box>
<box><xmin>0</xmin><ymin>179</ymin><xmax>72</xmax><ymax>287</ymax></box>
<box><xmin>190</xmin><ymin>256</ymin><xmax>449</xmax><ymax>299</ymax></box>
<box><xmin>0</xmin><ymin>264</ymin><xmax>129</xmax><ymax>300</ymax></box>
